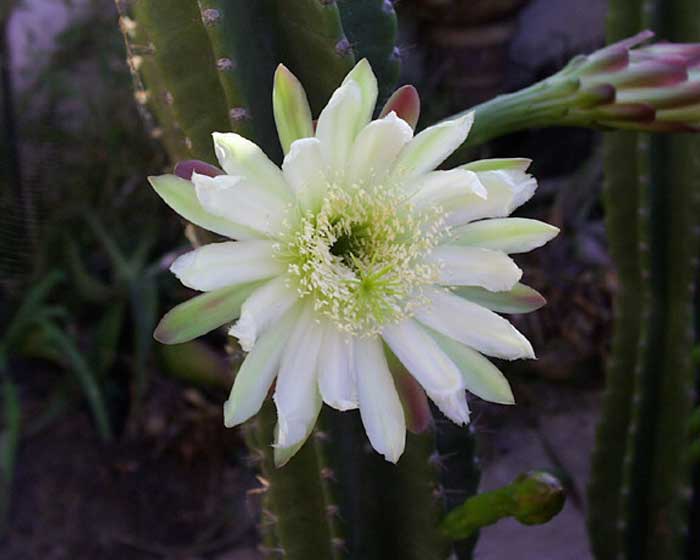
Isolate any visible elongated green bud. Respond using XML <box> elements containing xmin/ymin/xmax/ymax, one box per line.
<box><xmin>440</xmin><ymin>470</ymin><xmax>565</xmax><ymax>541</ymax></box>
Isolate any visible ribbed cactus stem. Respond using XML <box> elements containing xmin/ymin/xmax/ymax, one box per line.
<box><xmin>196</xmin><ymin>1</ymin><xmax>259</xmax><ymax>141</ymax></box>
<box><xmin>588</xmin><ymin>2</ymin><xmax>700</xmax><ymax>559</ymax></box>
<box><xmin>275</xmin><ymin>0</ymin><xmax>355</xmax><ymax>115</ymax></box>
<box><xmin>324</xmin><ymin>410</ymin><xmax>450</xmax><ymax>560</ymax></box>
<box><xmin>243</xmin><ymin>404</ymin><xmax>344</xmax><ymax>559</ymax></box>
<box><xmin>116</xmin><ymin>3</ymin><xmax>190</xmax><ymax>161</ymax></box>
<box><xmin>131</xmin><ymin>1</ymin><xmax>232</xmax><ymax>162</ymax></box>
<box><xmin>336</xmin><ymin>0</ymin><xmax>401</xmax><ymax>106</ymax></box>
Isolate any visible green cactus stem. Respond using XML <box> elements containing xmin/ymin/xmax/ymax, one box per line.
<box><xmin>587</xmin><ymin>2</ymin><xmax>700</xmax><ymax>559</ymax></box>
<box><xmin>195</xmin><ymin>1</ymin><xmax>282</xmax><ymax>158</ymax></box>
<box><xmin>336</xmin><ymin>0</ymin><xmax>401</xmax><ymax>106</ymax></box>
<box><xmin>586</xmin><ymin>4</ymin><xmax>645</xmax><ymax>557</ymax></box>
<box><xmin>127</xmin><ymin>1</ymin><xmax>231</xmax><ymax>163</ymax></box>
<box><xmin>275</xmin><ymin>0</ymin><xmax>355</xmax><ymax>116</ymax></box>
<box><xmin>243</xmin><ymin>404</ymin><xmax>344</xmax><ymax>560</ymax></box>
<box><xmin>323</xmin><ymin>409</ymin><xmax>449</xmax><ymax>560</ymax></box>
<box><xmin>440</xmin><ymin>470</ymin><xmax>565</xmax><ymax>541</ymax></box>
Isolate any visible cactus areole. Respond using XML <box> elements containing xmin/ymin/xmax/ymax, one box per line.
<box><xmin>150</xmin><ymin>60</ymin><xmax>558</xmax><ymax>466</ymax></box>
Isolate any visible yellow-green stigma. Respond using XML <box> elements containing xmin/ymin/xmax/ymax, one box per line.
<box><xmin>275</xmin><ymin>183</ymin><xmax>446</xmax><ymax>336</ymax></box>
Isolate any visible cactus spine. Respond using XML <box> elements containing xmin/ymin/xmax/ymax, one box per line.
<box><xmin>587</xmin><ymin>1</ymin><xmax>700</xmax><ymax>559</ymax></box>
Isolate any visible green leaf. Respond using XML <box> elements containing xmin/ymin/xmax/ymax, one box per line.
<box><xmin>0</xmin><ymin>377</ymin><xmax>21</xmax><ymax>536</ymax></box>
<box><xmin>40</xmin><ymin>324</ymin><xmax>113</xmax><ymax>442</ymax></box>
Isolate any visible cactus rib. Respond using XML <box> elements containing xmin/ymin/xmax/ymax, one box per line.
<box><xmin>336</xmin><ymin>0</ymin><xmax>401</xmax><ymax>107</ymax></box>
<box><xmin>130</xmin><ymin>0</ymin><xmax>231</xmax><ymax>163</ymax></box>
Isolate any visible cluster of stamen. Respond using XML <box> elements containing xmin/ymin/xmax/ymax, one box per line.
<box><xmin>275</xmin><ymin>182</ymin><xmax>446</xmax><ymax>336</ymax></box>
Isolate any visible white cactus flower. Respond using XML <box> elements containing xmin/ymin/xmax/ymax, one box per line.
<box><xmin>151</xmin><ymin>60</ymin><xmax>558</xmax><ymax>466</ymax></box>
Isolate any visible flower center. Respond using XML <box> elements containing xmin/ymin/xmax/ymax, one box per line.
<box><xmin>276</xmin><ymin>183</ymin><xmax>446</xmax><ymax>336</ymax></box>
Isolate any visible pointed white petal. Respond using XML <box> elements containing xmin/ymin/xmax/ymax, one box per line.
<box><xmin>448</xmin><ymin>169</ymin><xmax>538</xmax><ymax>226</ymax></box>
<box><xmin>406</xmin><ymin>170</ymin><xmax>487</xmax><ymax>217</ymax></box>
<box><xmin>346</xmin><ymin>112</ymin><xmax>413</xmax><ymax>186</ymax></box>
<box><xmin>428</xmin><ymin>327</ymin><xmax>515</xmax><ymax>405</ymax></box>
<box><xmin>170</xmin><ymin>241</ymin><xmax>283</xmax><ymax>292</ymax></box>
<box><xmin>315</xmin><ymin>81</ymin><xmax>363</xmax><ymax>171</ymax></box>
<box><xmin>273</xmin><ymin>64</ymin><xmax>314</xmax><ymax>154</ymax></box>
<box><xmin>273</xmin><ymin>396</ymin><xmax>321</xmax><ymax>467</ymax></box>
<box><xmin>391</xmin><ymin>112</ymin><xmax>474</xmax><ymax>180</ymax></box>
<box><xmin>212</xmin><ymin>132</ymin><xmax>292</xmax><ymax>200</ymax></box>
<box><xmin>428</xmin><ymin>246</ymin><xmax>522</xmax><ymax>291</ymax></box>
<box><xmin>318</xmin><ymin>327</ymin><xmax>358</xmax><ymax>411</ymax></box>
<box><xmin>223</xmin><ymin>304</ymin><xmax>301</xmax><ymax>427</ymax></box>
<box><xmin>148</xmin><ymin>175</ymin><xmax>261</xmax><ymax>240</ymax></box>
<box><xmin>229</xmin><ymin>275</ymin><xmax>299</xmax><ymax>351</ymax></box>
<box><xmin>192</xmin><ymin>172</ymin><xmax>288</xmax><ymax>236</ymax></box>
<box><xmin>451</xmin><ymin>218</ymin><xmax>559</xmax><ymax>254</ymax></box>
<box><xmin>463</xmin><ymin>158</ymin><xmax>532</xmax><ymax>173</ymax></box>
<box><xmin>431</xmin><ymin>390</ymin><xmax>471</xmax><ymax>426</ymax></box>
<box><xmin>342</xmin><ymin>58</ymin><xmax>378</xmax><ymax>132</ymax></box>
<box><xmin>382</xmin><ymin>319</ymin><xmax>463</xmax><ymax>396</ymax></box>
<box><xmin>355</xmin><ymin>337</ymin><xmax>406</xmax><ymax>463</ymax></box>
<box><xmin>274</xmin><ymin>304</ymin><xmax>324</xmax><ymax>448</ymax></box>
<box><xmin>415</xmin><ymin>287</ymin><xmax>535</xmax><ymax>360</ymax></box>
<box><xmin>454</xmin><ymin>283</ymin><xmax>546</xmax><ymax>314</ymax></box>
<box><xmin>282</xmin><ymin>137</ymin><xmax>328</xmax><ymax>211</ymax></box>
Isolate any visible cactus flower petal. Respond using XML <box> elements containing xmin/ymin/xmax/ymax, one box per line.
<box><xmin>273</xmin><ymin>64</ymin><xmax>314</xmax><ymax>155</ymax></box>
<box><xmin>454</xmin><ymin>284</ymin><xmax>547</xmax><ymax>315</ymax></box>
<box><xmin>451</xmin><ymin>218</ymin><xmax>560</xmax><ymax>254</ymax></box>
<box><xmin>391</xmin><ymin>112</ymin><xmax>474</xmax><ymax>179</ymax></box>
<box><xmin>212</xmin><ymin>132</ymin><xmax>292</xmax><ymax>201</ymax></box>
<box><xmin>383</xmin><ymin>319</ymin><xmax>463</xmax><ymax>397</ymax></box>
<box><xmin>317</xmin><ymin>327</ymin><xmax>358</xmax><ymax>411</ymax></box>
<box><xmin>408</xmin><ymin>169</ymin><xmax>487</xmax><ymax>209</ymax></box>
<box><xmin>155</xmin><ymin>281</ymin><xmax>261</xmax><ymax>345</ymax></box>
<box><xmin>379</xmin><ymin>84</ymin><xmax>421</xmax><ymax>129</ymax></box>
<box><xmin>282</xmin><ymin>137</ymin><xmax>328</xmax><ymax>211</ymax></box>
<box><xmin>149</xmin><ymin>174</ymin><xmax>260</xmax><ymax>240</ymax></box>
<box><xmin>448</xmin><ymin>169</ymin><xmax>538</xmax><ymax>226</ymax></box>
<box><xmin>355</xmin><ymin>336</ymin><xmax>406</xmax><ymax>463</ymax></box>
<box><xmin>429</xmin><ymin>246</ymin><xmax>523</xmax><ymax>291</ymax></box>
<box><xmin>174</xmin><ymin>159</ymin><xmax>224</xmax><ymax>180</ymax></box>
<box><xmin>415</xmin><ymin>287</ymin><xmax>535</xmax><ymax>361</ymax></box>
<box><xmin>346</xmin><ymin>111</ymin><xmax>414</xmax><ymax>185</ymax></box>
<box><xmin>429</xmin><ymin>328</ymin><xmax>515</xmax><ymax>405</ymax></box>
<box><xmin>342</xmin><ymin>58</ymin><xmax>379</xmax><ymax>133</ymax></box>
<box><xmin>192</xmin><ymin>172</ymin><xmax>289</xmax><ymax>236</ymax></box>
<box><xmin>229</xmin><ymin>275</ymin><xmax>299</xmax><ymax>352</ymax></box>
<box><xmin>224</xmin><ymin>305</ymin><xmax>301</xmax><ymax>428</ymax></box>
<box><xmin>153</xmin><ymin>61</ymin><xmax>556</xmax><ymax>464</ymax></box>
<box><xmin>273</xmin><ymin>304</ymin><xmax>325</xmax><ymax>449</ymax></box>
<box><xmin>170</xmin><ymin>241</ymin><xmax>285</xmax><ymax>292</ymax></box>
<box><xmin>316</xmin><ymin>80</ymin><xmax>364</xmax><ymax>170</ymax></box>
<box><xmin>431</xmin><ymin>390</ymin><xmax>471</xmax><ymax>426</ymax></box>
